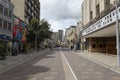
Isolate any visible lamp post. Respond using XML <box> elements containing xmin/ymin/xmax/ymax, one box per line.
<box><xmin>35</xmin><ymin>23</ymin><xmax>40</xmax><ymax>51</ymax></box>
<box><xmin>115</xmin><ymin>0</ymin><xmax>120</xmax><ymax>66</ymax></box>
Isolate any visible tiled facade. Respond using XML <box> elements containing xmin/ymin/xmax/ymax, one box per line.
<box><xmin>0</xmin><ymin>0</ymin><xmax>14</xmax><ymax>36</ymax></box>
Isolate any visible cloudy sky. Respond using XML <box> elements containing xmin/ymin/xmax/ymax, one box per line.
<box><xmin>40</xmin><ymin>0</ymin><xmax>83</xmax><ymax>32</ymax></box>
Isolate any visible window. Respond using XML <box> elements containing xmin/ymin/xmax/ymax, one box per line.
<box><xmin>3</xmin><ymin>20</ymin><xmax>7</xmax><ymax>29</ymax></box>
<box><xmin>96</xmin><ymin>4</ymin><xmax>100</xmax><ymax>15</ymax></box>
<box><xmin>9</xmin><ymin>10</ymin><xmax>12</xmax><ymax>18</ymax></box>
<box><xmin>90</xmin><ymin>11</ymin><xmax>93</xmax><ymax>20</ymax></box>
<box><xmin>92</xmin><ymin>44</ymin><xmax>96</xmax><ymax>48</ymax></box>
<box><xmin>0</xmin><ymin>18</ymin><xmax>2</xmax><ymax>27</ymax></box>
<box><xmin>103</xmin><ymin>44</ymin><xmax>106</xmax><ymax>47</ymax></box>
<box><xmin>8</xmin><ymin>22</ymin><xmax>11</xmax><ymax>30</ymax></box>
<box><xmin>4</xmin><ymin>7</ymin><xmax>8</xmax><ymax>16</ymax></box>
<box><xmin>100</xmin><ymin>44</ymin><xmax>102</xmax><ymax>48</ymax></box>
<box><xmin>105</xmin><ymin>0</ymin><xmax>110</xmax><ymax>9</ymax></box>
<box><xmin>0</xmin><ymin>4</ymin><xmax>3</xmax><ymax>14</ymax></box>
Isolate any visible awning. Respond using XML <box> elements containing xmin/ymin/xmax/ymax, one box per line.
<box><xmin>0</xmin><ymin>34</ymin><xmax>12</xmax><ymax>40</ymax></box>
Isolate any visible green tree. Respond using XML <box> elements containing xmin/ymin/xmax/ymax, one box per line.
<box><xmin>27</xmin><ymin>18</ymin><xmax>53</xmax><ymax>50</ymax></box>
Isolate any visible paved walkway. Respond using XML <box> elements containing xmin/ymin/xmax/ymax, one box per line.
<box><xmin>62</xmin><ymin>50</ymin><xmax>120</xmax><ymax>80</ymax></box>
<box><xmin>0</xmin><ymin>49</ymin><xmax>66</xmax><ymax>80</ymax></box>
<box><xmin>74</xmin><ymin>51</ymin><xmax>120</xmax><ymax>73</ymax></box>
<box><xmin>0</xmin><ymin>50</ymin><xmax>47</xmax><ymax>74</ymax></box>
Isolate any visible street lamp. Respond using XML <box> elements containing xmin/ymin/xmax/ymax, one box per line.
<box><xmin>35</xmin><ymin>23</ymin><xmax>40</xmax><ymax>51</ymax></box>
<box><xmin>115</xmin><ymin>0</ymin><xmax>120</xmax><ymax>66</ymax></box>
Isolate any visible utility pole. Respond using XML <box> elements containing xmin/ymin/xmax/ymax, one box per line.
<box><xmin>35</xmin><ymin>23</ymin><xmax>39</xmax><ymax>51</ymax></box>
<box><xmin>115</xmin><ymin>0</ymin><xmax>120</xmax><ymax>66</ymax></box>
<box><xmin>35</xmin><ymin>32</ymin><xmax>38</xmax><ymax>51</ymax></box>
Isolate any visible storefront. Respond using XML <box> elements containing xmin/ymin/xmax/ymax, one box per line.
<box><xmin>81</xmin><ymin>6</ymin><xmax>120</xmax><ymax>55</ymax></box>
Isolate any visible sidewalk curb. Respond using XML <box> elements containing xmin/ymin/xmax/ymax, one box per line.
<box><xmin>0</xmin><ymin>49</ymin><xmax>49</xmax><ymax>74</ymax></box>
<box><xmin>73</xmin><ymin>51</ymin><xmax>120</xmax><ymax>74</ymax></box>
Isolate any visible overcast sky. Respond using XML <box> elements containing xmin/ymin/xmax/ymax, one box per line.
<box><xmin>40</xmin><ymin>0</ymin><xmax>83</xmax><ymax>32</ymax></box>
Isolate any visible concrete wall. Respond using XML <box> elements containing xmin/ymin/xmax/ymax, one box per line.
<box><xmin>82</xmin><ymin>0</ymin><xmax>115</xmax><ymax>26</ymax></box>
<box><xmin>11</xmin><ymin>0</ymin><xmax>25</xmax><ymax>21</ymax></box>
<box><xmin>82</xmin><ymin>0</ymin><xmax>90</xmax><ymax>26</ymax></box>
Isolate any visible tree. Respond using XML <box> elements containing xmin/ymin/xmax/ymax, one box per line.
<box><xmin>27</xmin><ymin>18</ymin><xmax>53</xmax><ymax>50</ymax></box>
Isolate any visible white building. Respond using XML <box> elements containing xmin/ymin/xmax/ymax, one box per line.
<box><xmin>81</xmin><ymin>0</ymin><xmax>119</xmax><ymax>54</ymax></box>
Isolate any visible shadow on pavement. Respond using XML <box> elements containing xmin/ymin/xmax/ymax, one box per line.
<box><xmin>0</xmin><ymin>49</ymin><xmax>56</xmax><ymax>80</ymax></box>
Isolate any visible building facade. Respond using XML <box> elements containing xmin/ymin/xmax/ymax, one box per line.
<box><xmin>58</xmin><ymin>30</ymin><xmax>63</xmax><ymax>44</ymax></box>
<box><xmin>10</xmin><ymin>0</ymin><xmax>40</xmax><ymax>24</ymax></box>
<box><xmin>52</xmin><ymin>32</ymin><xmax>59</xmax><ymax>46</ymax></box>
<box><xmin>81</xmin><ymin>0</ymin><xmax>119</xmax><ymax>54</ymax></box>
<box><xmin>0</xmin><ymin>0</ymin><xmax>14</xmax><ymax>38</ymax></box>
<box><xmin>64</xmin><ymin>26</ymin><xmax>77</xmax><ymax>49</ymax></box>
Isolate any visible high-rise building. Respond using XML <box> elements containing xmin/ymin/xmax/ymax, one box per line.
<box><xmin>10</xmin><ymin>0</ymin><xmax>40</xmax><ymax>24</ymax></box>
<box><xmin>58</xmin><ymin>30</ymin><xmax>63</xmax><ymax>44</ymax></box>
<box><xmin>0</xmin><ymin>0</ymin><xmax>14</xmax><ymax>37</ymax></box>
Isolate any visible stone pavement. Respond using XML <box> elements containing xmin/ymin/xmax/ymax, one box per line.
<box><xmin>0</xmin><ymin>49</ymin><xmax>66</xmax><ymax>80</ymax></box>
<box><xmin>63</xmin><ymin>50</ymin><xmax>120</xmax><ymax>80</ymax></box>
<box><xmin>0</xmin><ymin>50</ymin><xmax>48</xmax><ymax>74</ymax></box>
<box><xmin>74</xmin><ymin>51</ymin><xmax>120</xmax><ymax>73</ymax></box>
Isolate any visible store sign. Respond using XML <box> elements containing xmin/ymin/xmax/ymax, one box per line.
<box><xmin>82</xmin><ymin>7</ymin><xmax>120</xmax><ymax>36</ymax></box>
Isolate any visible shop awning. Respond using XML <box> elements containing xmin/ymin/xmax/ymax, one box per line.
<box><xmin>0</xmin><ymin>34</ymin><xmax>12</xmax><ymax>40</ymax></box>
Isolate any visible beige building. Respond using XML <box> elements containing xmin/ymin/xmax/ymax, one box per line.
<box><xmin>65</xmin><ymin>26</ymin><xmax>77</xmax><ymax>49</ymax></box>
<box><xmin>52</xmin><ymin>32</ymin><xmax>59</xmax><ymax>46</ymax></box>
<box><xmin>82</xmin><ymin>0</ymin><xmax>115</xmax><ymax>26</ymax></box>
<box><xmin>81</xmin><ymin>0</ymin><xmax>119</xmax><ymax>54</ymax></box>
<box><xmin>10</xmin><ymin>0</ymin><xmax>40</xmax><ymax>24</ymax></box>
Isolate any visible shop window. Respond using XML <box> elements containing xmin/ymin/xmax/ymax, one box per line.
<box><xmin>103</xmin><ymin>44</ymin><xmax>106</xmax><ymax>47</ymax></box>
<box><xmin>9</xmin><ymin>10</ymin><xmax>12</xmax><ymax>18</ymax></box>
<box><xmin>92</xmin><ymin>44</ymin><xmax>96</xmax><ymax>48</ymax></box>
<box><xmin>8</xmin><ymin>22</ymin><xmax>11</xmax><ymax>30</ymax></box>
<box><xmin>4</xmin><ymin>7</ymin><xmax>8</xmax><ymax>16</ymax></box>
<box><xmin>0</xmin><ymin>18</ymin><xmax>2</xmax><ymax>27</ymax></box>
<box><xmin>0</xmin><ymin>4</ymin><xmax>3</xmax><ymax>14</ymax></box>
<box><xmin>100</xmin><ymin>44</ymin><xmax>102</xmax><ymax>48</ymax></box>
<box><xmin>3</xmin><ymin>20</ymin><xmax>7</xmax><ymax>29</ymax></box>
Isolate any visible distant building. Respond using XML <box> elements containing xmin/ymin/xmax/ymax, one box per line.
<box><xmin>64</xmin><ymin>26</ymin><xmax>76</xmax><ymax>48</ymax></box>
<box><xmin>10</xmin><ymin>0</ymin><xmax>40</xmax><ymax>24</ymax></box>
<box><xmin>52</xmin><ymin>32</ymin><xmax>59</xmax><ymax>46</ymax></box>
<box><xmin>58</xmin><ymin>30</ymin><xmax>63</xmax><ymax>44</ymax></box>
<box><xmin>0</xmin><ymin>0</ymin><xmax>14</xmax><ymax>38</ymax></box>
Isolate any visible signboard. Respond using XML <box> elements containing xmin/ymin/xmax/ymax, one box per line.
<box><xmin>82</xmin><ymin>6</ymin><xmax>120</xmax><ymax>36</ymax></box>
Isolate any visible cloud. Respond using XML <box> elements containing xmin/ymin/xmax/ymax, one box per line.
<box><xmin>40</xmin><ymin>0</ymin><xmax>83</xmax><ymax>32</ymax></box>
